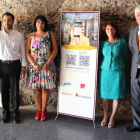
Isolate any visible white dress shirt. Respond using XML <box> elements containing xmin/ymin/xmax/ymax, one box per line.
<box><xmin>138</xmin><ymin>26</ymin><xmax>140</xmax><ymax>68</ymax></box>
<box><xmin>0</xmin><ymin>29</ymin><xmax>27</xmax><ymax>66</ymax></box>
<box><xmin>138</xmin><ymin>26</ymin><xmax>140</xmax><ymax>37</ymax></box>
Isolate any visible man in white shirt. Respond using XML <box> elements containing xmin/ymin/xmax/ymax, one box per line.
<box><xmin>0</xmin><ymin>12</ymin><xmax>27</xmax><ymax>123</ymax></box>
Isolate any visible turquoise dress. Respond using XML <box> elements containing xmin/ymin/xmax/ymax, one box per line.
<box><xmin>99</xmin><ymin>38</ymin><xmax>128</xmax><ymax>99</ymax></box>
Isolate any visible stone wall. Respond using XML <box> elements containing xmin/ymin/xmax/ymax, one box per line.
<box><xmin>0</xmin><ymin>0</ymin><xmax>138</xmax><ymax>113</ymax></box>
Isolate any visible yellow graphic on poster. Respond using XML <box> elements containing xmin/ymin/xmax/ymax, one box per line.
<box><xmin>62</xmin><ymin>45</ymin><xmax>97</xmax><ymax>50</ymax></box>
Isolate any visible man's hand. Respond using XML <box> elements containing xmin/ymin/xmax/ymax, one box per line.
<box><xmin>20</xmin><ymin>70</ymin><xmax>25</xmax><ymax>79</ymax></box>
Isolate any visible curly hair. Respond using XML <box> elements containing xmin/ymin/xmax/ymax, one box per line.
<box><xmin>101</xmin><ymin>21</ymin><xmax>120</xmax><ymax>40</ymax></box>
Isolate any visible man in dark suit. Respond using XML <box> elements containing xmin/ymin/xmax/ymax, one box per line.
<box><xmin>125</xmin><ymin>5</ymin><xmax>140</xmax><ymax>132</ymax></box>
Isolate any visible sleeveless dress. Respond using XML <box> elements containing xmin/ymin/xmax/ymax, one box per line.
<box><xmin>27</xmin><ymin>32</ymin><xmax>56</xmax><ymax>89</ymax></box>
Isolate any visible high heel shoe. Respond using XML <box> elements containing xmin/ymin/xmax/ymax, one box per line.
<box><xmin>35</xmin><ymin>110</ymin><xmax>41</xmax><ymax>120</ymax></box>
<box><xmin>101</xmin><ymin>117</ymin><xmax>108</xmax><ymax>127</ymax></box>
<box><xmin>101</xmin><ymin>121</ymin><xmax>107</xmax><ymax>127</ymax></box>
<box><xmin>41</xmin><ymin>110</ymin><xmax>47</xmax><ymax>121</ymax></box>
<box><xmin>108</xmin><ymin>121</ymin><xmax>115</xmax><ymax>128</ymax></box>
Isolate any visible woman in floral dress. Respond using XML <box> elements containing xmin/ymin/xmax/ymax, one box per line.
<box><xmin>26</xmin><ymin>15</ymin><xmax>58</xmax><ymax>121</ymax></box>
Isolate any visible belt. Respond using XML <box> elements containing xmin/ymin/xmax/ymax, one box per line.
<box><xmin>0</xmin><ymin>59</ymin><xmax>20</xmax><ymax>64</ymax></box>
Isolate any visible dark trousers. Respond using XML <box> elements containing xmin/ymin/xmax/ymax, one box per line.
<box><xmin>0</xmin><ymin>60</ymin><xmax>21</xmax><ymax>113</ymax></box>
<box><xmin>131</xmin><ymin>69</ymin><xmax>140</xmax><ymax>128</ymax></box>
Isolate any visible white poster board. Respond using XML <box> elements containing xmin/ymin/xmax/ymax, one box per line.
<box><xmin>57</xmin><ymin>11</ymin><xmax>100</xmax><ymax>120</ymax></box>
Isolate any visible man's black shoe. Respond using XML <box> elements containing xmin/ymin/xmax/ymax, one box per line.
<box><xmin>1</xmin><ymin>117</ymin><xmax>9</xmax><ymax>123</ymax></box>
<box><xmin>13</xmin><ymin>111</ymin><xmax>20</xmax><ymax>123</ymax></box>
<box><xmin>1</xmin><ymin>110</ymin><xmax>10</xmax><ymax>123</ymax></box>
<box><xmin>13</xmin><ymin>116</ymin><xmax>20</xmax><ymax>123</ymax></box>
<box><xmin>125</xmin><ymin>125</ymin><xmax>140</xmax><ymax>132</ymax></box>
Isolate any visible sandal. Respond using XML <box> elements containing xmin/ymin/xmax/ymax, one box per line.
<box><xmin>108</xmin><ymin>122</ymin><xmax>115</xmax><ymax>128</ymax></box>
<box><xmin>101</xmin><ymin>121</ymin><xmax>107</xmax><ymax>127</ymax></box>
<box><xmin>41</xmin><ymin>109</ymin><xmax>47</xmax><ymax>121</ymax></box>
<box><xmin>35</xmin><ymin>110</ymin><xmax>41</xmax><ymax>120</ymax></box>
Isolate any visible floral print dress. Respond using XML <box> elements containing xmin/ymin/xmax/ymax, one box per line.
<box><xmin>27</xmin><ymin>32</ymin><xmax>56</xmax><ymax>89</ymax></box>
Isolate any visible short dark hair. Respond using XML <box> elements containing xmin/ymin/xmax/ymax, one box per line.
<box><xmin>2</xmin><ymin>12</ymin><xmax>14</xmax><ymax>20</ymax></box>
<box><xmin>101</xmin><ymin>20</ymin><xmax>120</xmax><ymax>40</ymax></box>
<box><xmin>33</xmin><ymin>15</ymin><xmax>48</xmax><ymax>32</ymax></box>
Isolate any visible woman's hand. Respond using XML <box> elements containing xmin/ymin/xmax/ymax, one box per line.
<box><xmin>33</xmin><ymin>64</ymin><xmax>42</xmax><ymax>71</ymax></box>
<box><xmin>70</xmin><ymin>25</ymin><xmax>89</xmax><ymax>46</ymax></box>
<box><xmin>42</xmin><ymin>63</ymin><xmax>49</xmax><ymax>70</ymax></box>
<box><xmin>79</xmin><ymin>26</ymin><xmax>89</xmax><ymax>46</ymax></box>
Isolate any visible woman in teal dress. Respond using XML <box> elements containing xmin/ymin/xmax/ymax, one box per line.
<box><xmin>99</xmin><ymin>21</ymin><xmax>127</xmax><ymax>128</ymax></box>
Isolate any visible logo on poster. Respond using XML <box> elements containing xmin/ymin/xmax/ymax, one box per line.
<box><xmin>75</xmin><ymin>93</ymin><xmax>91</xmax><ymax>99</ymax></box>
<box><xmin>63</xmin><ymin>82</ymin><xmax>72</xmax><ymax>86</ymax></box>
<box><xmin>75</xmin><ymin>93</ymin><xmax>79</xmax><ymax>97</ymax></box>
<box><xmin>80</xmin><ymin>84</ymin><xmax>85</xmax><ymax>89</ymax></box>
<box><xmin>62</xmin><ymin>92</ymin><xmax>72</xmax><ymax>96</ymax></box>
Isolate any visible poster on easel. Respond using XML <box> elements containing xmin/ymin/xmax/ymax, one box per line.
<box><xmin>57</xmin><ymin>11</ymin><xmax>100</xmax><ymax>120</ymax></box>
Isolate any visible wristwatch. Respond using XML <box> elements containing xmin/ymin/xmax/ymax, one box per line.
<box><xmin>46</xmin><ymin>61</ymin><xmax>51</xmax><ymax>65</ymax></box>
